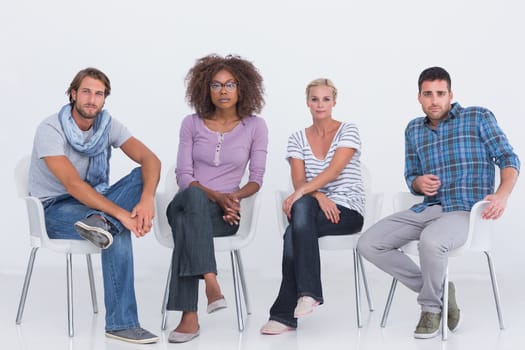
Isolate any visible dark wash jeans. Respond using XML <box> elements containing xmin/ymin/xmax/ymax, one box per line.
<box><xmin>269</xmin><ymin>195</ymin><xmax>363</xmax><ymax>328</ymax></box>
<box><xmin>43</xmin><ymin>167</ymin><xmax>143</xmax><ymax>331</ymax></box>
<box><xmin>166</xmin><ymin>186</ymin><xmax>239</xmax><ymax>312</ymax></box>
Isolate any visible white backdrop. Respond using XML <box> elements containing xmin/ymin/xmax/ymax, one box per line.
<box><xmin>1</xmin><ymin>0</ymin><xmax>524</xmax><ymax>281</ymax></box>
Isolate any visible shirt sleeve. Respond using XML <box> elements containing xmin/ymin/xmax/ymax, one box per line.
<box><xmin>175</xmin><ymin>116</ymin><xmax>197</xmax><ymax>190</ymax></box>
<box><xmin>248</xmin><ymin>117</ymin><xmax>269</xmax><ymax>187</ymax></box>
<box><xmin>110</xmin><ymin>118</ymin><xmax>132</xmax><ymax>148</ymax></box>
<box><xmin>479</xmin><ymin>109</ymin><xmax>520</xmax><ymax>173</ymax></box>
<box><xmin>404</xmin><ymin>120</ymin><xmax>422</xmax><ymax>194</ymax></box>
<box><xmin>337</xmin><ymin>122</ymin><xmax>361</xmax><ymax>150</ymax></box>
<box><xmin>34</xmin><ymin>120</ymin><xmax>67</xmax><ymax>158</ymax></box>
<box><xmin>286</xmin><ymin>131</ymin><xmax>304</xmax><ymax>161</ymax></box>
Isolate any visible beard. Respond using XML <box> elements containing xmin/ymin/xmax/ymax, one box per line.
<box><xmin>74</xmin><ymin>102</ymin><xmax>102</xmax><ymax>120</ymax></box>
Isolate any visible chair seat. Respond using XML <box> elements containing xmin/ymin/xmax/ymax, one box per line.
<box><xmin>319</xmin><ymin>233</ymin><xmax>361</xmax><ymax>250</ymax></box>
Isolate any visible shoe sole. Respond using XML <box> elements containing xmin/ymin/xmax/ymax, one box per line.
<box><xmin>105</xmin><ymin>332</ymin><xmax>159</xmax><ymax>344</ymax></box>
<box><xmin>75</xmin><ymin>221</ymin><xmax>113</xmax><ymax>249</ymax></box>
<box><xmin>414</xmin><ymin>329</ymin><xmax>440</xmax><ymax>339</ymax></box>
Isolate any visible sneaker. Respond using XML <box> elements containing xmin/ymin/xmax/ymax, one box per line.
<box><xmin>105</xmin><ymin>327</ymin><xmax>159</xmax><ymax>344</ymax></box>
<box><xmin>260</xmin><ymin>320</ymin><xmax>295</xmax><ymax>335</ymax></box>
<box><xmin>414</xmin><ymin>311</ymin><xmax>441</xmax><ymax>339</ymax></box>
<box><xmin>293</xmin><ymin>296</ymin><xmax>320</xmax><ymax>318</ymax></box>
<box><xmin>75</xmin><ymin>215</ymin><xmax>113</xmax><ymax>249</ymax></box>
<box><xmin>448</xmin><ymin>281</ymin><xmax>461</xmax><ymax>331</ymax></box>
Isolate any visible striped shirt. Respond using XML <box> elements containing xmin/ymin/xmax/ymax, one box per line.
<box><xmin>405</xmin><ymin>102</ymin><xmax>520</xmax><ymax>213</ymax></box>
<box><xmin>286</xmin><ymin>122</ymin><xmax>365</xmax><ymax>215</ymax></box>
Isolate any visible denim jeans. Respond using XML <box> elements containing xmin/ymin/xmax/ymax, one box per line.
<box><xmin>269</xmin><ymin>195</ymin><xmax>364</xmax><ymax>328</ymax></box>
<box><xmin>166</xmin><ymin>186</ymin><xmax>239</xmax><ymax>312</ymax></box>
<box><xmin>43</xmin><ymin>167</ymin><xmax>143</xmax><ymax>331</ymax></box>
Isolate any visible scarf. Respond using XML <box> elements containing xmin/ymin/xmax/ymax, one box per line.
<box><xmin>58</xmin><ymin>104</ymin><xmax>112</xmax><ymax>193</ymax></box>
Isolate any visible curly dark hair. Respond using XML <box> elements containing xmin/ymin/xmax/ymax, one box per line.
<box><xmin>185</xmin><ymin>54</ymin><xmax>265</xmax><ymax>119</ymax></box>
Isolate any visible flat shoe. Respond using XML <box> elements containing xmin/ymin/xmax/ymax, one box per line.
<box><xmin>207</xmin><ymin>297</ymin><xmax>227</xmax><ymax>314</ymax></box>
<box><xmin>260</xmin><ymin>320</ymin><xmax>294</xmax><ymax>335</ymax></box>
<box><xmin>294</xmin><ymin>296</ymin><xmax>320</xmax><ymax>318</ymax></box>
<box><xmin>168</xmin><ymin>328</ymin><xmax>200</xmax><ymax>343</ymax></box>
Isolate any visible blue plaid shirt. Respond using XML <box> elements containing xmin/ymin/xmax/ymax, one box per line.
<box><xmin>405</xmin><ymin>102</ymin><xmax>520</xmax><ymax>213</ymax></box>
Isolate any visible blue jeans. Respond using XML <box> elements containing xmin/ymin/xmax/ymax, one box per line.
<box><xmin>166</xmin><ymin>186</ymin><xmax>239</xmax><ymax>312</ymax></box>
<box><xmin>269</xmin><ymin>195</ymin><xmax>363</xmax><ymax>328</ymax></box>
<box><xmin>43</xmin><ymin>167</ymin><xmax>143</xmax><ymax>331</ymax></box>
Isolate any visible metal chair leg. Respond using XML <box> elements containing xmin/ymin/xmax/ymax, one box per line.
<box><xmin>161</xmin><ymin>263</ymin><xmax>172</xmax><ymax>330</ymax></box>
<box><xmin>86</xmin><ymin>254</ymin><xmax>98</xmax><ymax>314</ymax></box>
<box><xmin>485</xmin><ymin>251</ymin><xmax>505</xmax><ymax>329</ymax></box>
<box><xmin>442</xmin><ymin>271</ymin><xmax>449</xmax><ymax>341</ymax></box>
<box><xmin>353</xmin><ymin>249</ymin><xmax>362</xmax><ymax>328</ymax></box>
<box><xmin>381</xmin><ymin>278</ymin><xmax>398</xmax><ymax>327</ymax></box>
<box><xmin>234</xmin><ymin>250</ymin><xmax>251</xmax><ymax>315</ymax></box>
<box><xmin>230</xmin><ymin>251</ymin><xmax>244</xmax><ymax>332</ymax></box>
<box><xmin>358</xmin><ymin>253</ymin><xmax>374</xmax><ymax>311</ymax></box>
<box><xmin>66</xmin><ymin>253</ymin><xmax>74</xmax><ymax>337</ymax></box>
<box><xmin>16</xmin><ymin>247</ymin><xmax>39</xmax><ymax>325</ymax></box>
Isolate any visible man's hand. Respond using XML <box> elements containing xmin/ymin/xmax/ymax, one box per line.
<box><xmin>413</xmin><ymin>174</ymin><xmax>441</xmax><ymax>196</ymax></box>
<box><xmin>130</xmin><ymin>197</ymin><xmax>155</xmax><ymax>236</ymax></box>
<box><xmin>481</xmin><ymin>193</ymin><xmax>508</xmax><ymax>220</ymax></box>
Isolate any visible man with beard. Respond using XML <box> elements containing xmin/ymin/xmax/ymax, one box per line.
<box><xmin>358</xmin><ymin>66</ymin><xmax>520</xmax><ymax>339</ymax></box>
<box><xmin>29</xmin><ymin>67</ymin><xmax>161</xmax><ymax>344</ymax></box>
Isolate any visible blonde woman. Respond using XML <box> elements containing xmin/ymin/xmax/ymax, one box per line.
<box><xmin>261</xmin><ymin>78</ymin><xmax>365</xmax><ymax>334</ymax></box>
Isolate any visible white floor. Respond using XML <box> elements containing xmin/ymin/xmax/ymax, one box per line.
<box><xmin>3</xmin><ymin>256</ymin><xmax>525</xmax><ymax>350</ymax></box>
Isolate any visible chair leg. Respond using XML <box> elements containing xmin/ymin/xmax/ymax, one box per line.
<box><xmin>358</xmin><ymin>253</ymin><xmax>374</xmax><ymax>311</ymax></box>
<box><xmin>381</xmin><ymin>278</ymin><xmax>398</xmax><ymax>328</ymax></box>
<box><xmin>353</xmin><ymin>249</ymin><xmax>362</xmax><ymax>328</ymax></box>
<box><xmin>66</xmin><ymin>253</ymin><xmax>74</xmax><ymax>337</ymax></box>
<box><xmin>16</xmin><ymin>247</ymin><xmax>39</xmax><ymax>325</ymax></box>
<box><xmin>442</xmin><ymin>271</ymin><xmax>449</xmax><ymax>341</ymax></box>
<box><xmin>234</xmin><ymin>250</ymin><xmax>251</xmax><ymax>315</ymax></box>
<box><xmin>161</xmin><ymin>262</ymin><xmax>172</xmax><ymax>330</ymax></box>
<box><xmin>86</xmin><ymin>254</ymin><xmax>98</xmax><ymax>314</ymax></box>
<box><xmin>485</xmin><ymin>251</ymin><xmax>505</xmax><ymax>329</ymax></box>
<box><xmin>230</xmin><ymin>251</ymin><xmax>244</xmax><ymax>332</ymax></box>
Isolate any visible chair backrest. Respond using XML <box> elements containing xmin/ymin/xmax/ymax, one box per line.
<box><xmin>15</xmin><ymin>155</ymin><xmax>100</xmax><ymax>254</ymax></box>
<box><xmin>392</xmin><ymin>192</ymin><xmax>494</xmax><ymax>254</ymax></box>
<box><xmin>154</xmin><ymin>165</ymin><xmax>177</xmax><ymax>248</ymax></box>
<box><xmin>15</xmin><ymin>156</ymin><xmax>31</xmax><ymax>198</ymax></box>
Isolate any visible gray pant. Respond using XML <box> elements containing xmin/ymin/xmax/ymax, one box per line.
<box><xmin>166</xmin><ymin>186</ymin><xmax>239</xmax><ymax>312</ymax></box>
<box><xmin>357</xmin><ymin>205</ymin><xmax>469</xmax><ymax>313</ymax></box>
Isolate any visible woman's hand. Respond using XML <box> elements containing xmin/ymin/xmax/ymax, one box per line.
<box><xmin>215</xmin><ymin>192</ymin><xmax>241</xmax><ymax>225</ymax></box>
<box><xmin>282</xmin><ymin>188</ymin><xmax>305</xmax><ymax>219</ymax></box>
<box><xmin>313</xmin><ymin>192</ymin><xmax>340</xmax><ymax>224</ymax></box>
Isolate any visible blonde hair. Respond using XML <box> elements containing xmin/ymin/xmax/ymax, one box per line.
<box><xmin>305</xmin><ymin>78</ymin><xmax>338</xmax><ymax>100</ymax></box>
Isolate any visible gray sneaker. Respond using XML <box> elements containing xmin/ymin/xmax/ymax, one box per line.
<box><xmin>448</xmin><ymin>281</ymin><xmax>461</xmax><ymax>331</ymax></box>
<box><xmin>414</xmin><ymin>311</ymin><xmax>441</xmax><ymax>339</ymax></box>
<box><xmin>105</xmin><ymin>327</ymin><xmax>160</xmax><ymax>344</ymax></box>
<box><xmin>74</xmin><ymin>215</ymin><xmax>113</xmax><ymax>249</ymax></box>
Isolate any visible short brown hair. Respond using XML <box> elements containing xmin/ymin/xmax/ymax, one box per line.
<box><xmin>66</xmin><ymin>67</ymin><xmax>111</xmax><ymax>103</ymax></box>
<box><xmin>185</xmin><ymin>54</ymin><xmax>265</xmax><ymax>119</ymax></box>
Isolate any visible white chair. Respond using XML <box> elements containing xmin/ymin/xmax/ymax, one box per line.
<box><xmin>380</xmin><ymin>192</ymin><xmax>505</xmax><ymax>340</ymax></box>
<box><xmin>275</xmin><ymin>164</ymin><xmax>383</xmax><ymax>327</ymax></box>
<box><xmin>14</xmin><ymin>156</ymin><xmax>100</xmax><ymax>337</ymax></box>
<box><xmin>154</xmin><ymin>167</ymin><xmax>261</xmax><ymax>332</ymax></box>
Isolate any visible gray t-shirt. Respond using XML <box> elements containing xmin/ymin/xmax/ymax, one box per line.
<box><xmin>29</xmin><ymin>113</ymin><xmax>132</xmax><ymax>200</ymax></box>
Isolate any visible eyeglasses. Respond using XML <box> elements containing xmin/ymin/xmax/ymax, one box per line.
<box><xmin>210</xmin><ymin>81</ymin><xmax>238</xmax><ymax>92</ymax></box>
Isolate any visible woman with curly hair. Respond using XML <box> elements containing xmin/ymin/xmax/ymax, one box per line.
<box><xmin>165</xmin><ymin>54</ymin><xmax>268</xmax><ymax>343</ymax></box>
